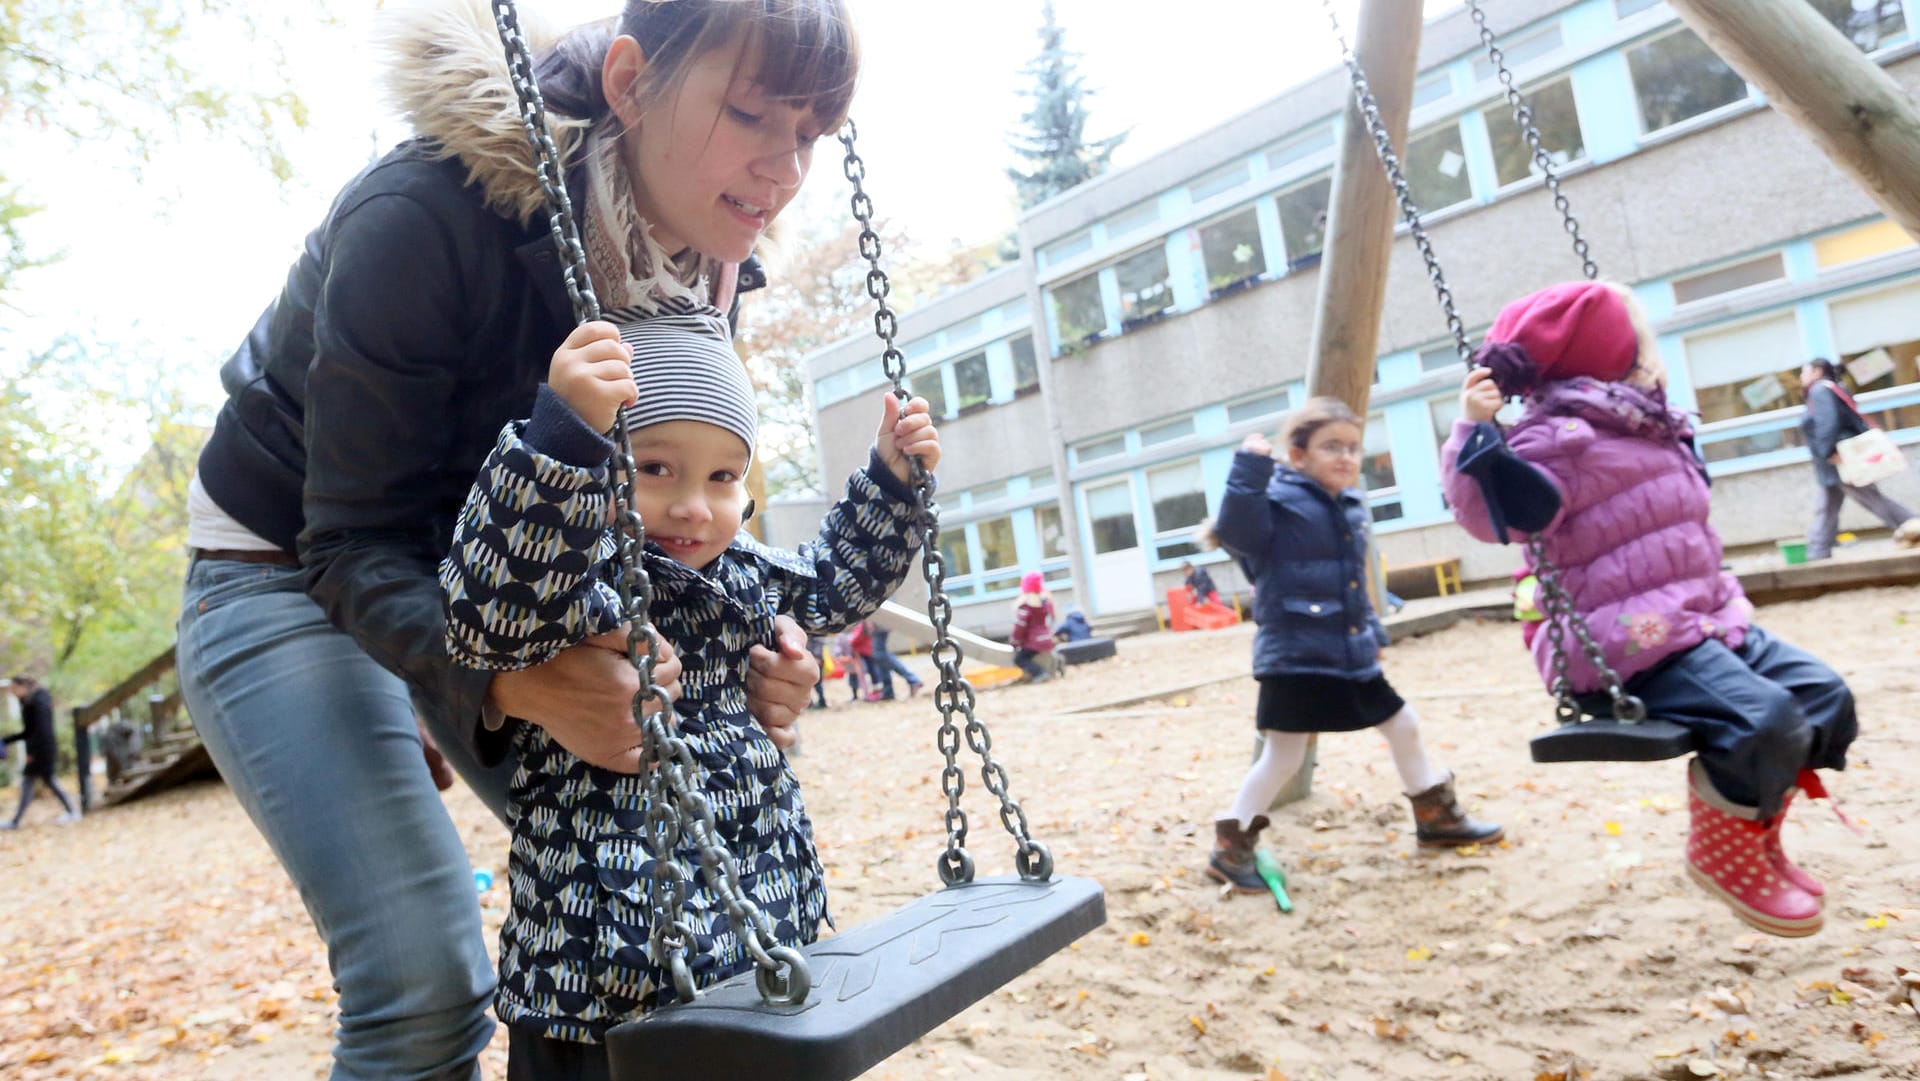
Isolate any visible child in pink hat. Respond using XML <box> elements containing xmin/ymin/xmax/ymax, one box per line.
<box><xmin>1010</xmin><ymin>572</ymin><xmax>1057</xmax><ymax>682</ymax></box>
<box><xmin>1441</xmin><ymin>280</ymin><xmax>1857</xmax><ymax>938</ymax></box>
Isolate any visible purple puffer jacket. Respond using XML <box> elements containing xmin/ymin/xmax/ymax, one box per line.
<box><xmin>1441</xmin><ymin>378</ymin><xmax>1752</xmax><ymax>694</ymax></box>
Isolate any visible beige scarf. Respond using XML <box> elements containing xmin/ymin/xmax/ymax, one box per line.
<box><xmin>582</xmin><ymin>125</ymin><xmax>734</xmax><ymax>316</ymax></box>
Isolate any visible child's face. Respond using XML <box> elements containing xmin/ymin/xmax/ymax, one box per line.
<box><xmin>1289</xmin><ymin>420</ymin><xmax>1364</xmax><ymax>495</ymax></box>
<box><xmin>626</xmin><ymin>420</ymin><xmax>752</xmax><ymax>570</ymax></box>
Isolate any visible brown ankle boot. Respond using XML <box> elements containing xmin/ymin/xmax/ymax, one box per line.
<box><xmin>1406</xmin><ymin>773</ymin><xmax>1503</xmax><ymax>848</ymax></box>
<box><xmin>1207</xmin><ymin>815</ymin><xmax>1270</xmax><ymax>893</ymax></box>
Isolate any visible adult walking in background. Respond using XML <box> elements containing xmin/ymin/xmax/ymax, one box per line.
<box><xmin>1798</xmin><ymin>358</ymin><xmax>1920</xmax><ymax>559</ymax></box>
<box><xmin>2</xmin><ymin>675</ymin><xmax>78</xmax><ymax>828</ymax></box>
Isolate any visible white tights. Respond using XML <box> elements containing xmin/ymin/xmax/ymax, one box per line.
<box><xmin>1222</xmin><ymin>706</ymin><xmax>1447</xmax><ymax>828</ymax></box>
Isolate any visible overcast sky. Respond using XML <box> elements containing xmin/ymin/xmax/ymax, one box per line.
<box><xmin>4</xmin><ymin>0</ymin><xmax>1460</xmax><ymax>413</ymax></box>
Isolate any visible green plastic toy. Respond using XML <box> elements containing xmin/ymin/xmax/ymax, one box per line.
<box><xmin>1253</xmin><ymin>848</ymin><xmax>1292</xmax><ymax>913</ymax></box>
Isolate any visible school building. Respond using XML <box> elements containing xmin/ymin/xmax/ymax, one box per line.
<box><xmin>779</xmin><ymin>0</ymin><xmax>1920</xmax><ymax>634</ymax></box>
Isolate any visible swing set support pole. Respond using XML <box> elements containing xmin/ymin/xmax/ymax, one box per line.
<box><xmin>1668</xmin><ymin>0</ymin><xmax>1920</xmax><ymax>241</ymax></box>
<box><xmin>1272</xmin><ymin>0</ymin><xmax>1425</xmax><ymax>811</ymax></box>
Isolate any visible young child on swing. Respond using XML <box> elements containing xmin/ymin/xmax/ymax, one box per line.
<box><xmin>1205</xmin><ymin>397</ymin><xmax>1503</xmax><ymax>893</ymax></box>
<box><xmin>1440</xmin><ymin>280</ymin><xmax>1857</xmax><ymax>937</ymax></box>
<box><xmin>440</xmin><ymin>300</ymin><xmax>939</xmax><ymax>1077</ymax></box>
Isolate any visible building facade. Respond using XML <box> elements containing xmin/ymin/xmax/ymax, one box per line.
<box><xmin>792</xmin><ymin>0</ymin><xmax>1920</xmax><ymax>634</ymax></box>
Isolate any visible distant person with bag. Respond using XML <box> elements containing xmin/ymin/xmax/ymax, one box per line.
<box><xmin>1797</xmin><ymin>358</ymin><xmax>1920</xmax><ymax>560</ymax></box>
<box><xmin>1009</xmin><ymin>572</ymin><xmax>1057</xmax><ymax>683</ymax></box>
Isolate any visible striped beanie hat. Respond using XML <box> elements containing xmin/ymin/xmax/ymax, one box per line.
<box><xmin>613</xmin><ymin>296</ymin><xmax>757</xmax><ymax>460</ymax></box>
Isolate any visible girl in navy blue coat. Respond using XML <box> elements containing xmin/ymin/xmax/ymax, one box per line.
<box><xmin>1206</xmin><ymin>397</ymin><xmax>1502</xmax><ymax>892</ymax></box>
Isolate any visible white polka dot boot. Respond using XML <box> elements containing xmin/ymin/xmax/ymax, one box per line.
<box><xmin>1761</xmin><ymin>782</ymin><xmax>1823</xmax><ymax>899</ymax></box>
<box><xmin>1684</xmin><ymin>759</ymin><xmax>1823</xmax><ymax>938</ymax></box>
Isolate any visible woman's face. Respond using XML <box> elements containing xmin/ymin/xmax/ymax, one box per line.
<box><xmin>607</xmin><ymin>32</ymin><xmax>823</xmax><ymax>262</ymax></box>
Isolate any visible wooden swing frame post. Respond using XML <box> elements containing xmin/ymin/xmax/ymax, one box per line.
<box><xmin>1668</xmin><ymin>0</ymin><xmax>1920</xmax><ymax>242</ymax></box>
<box><xmin>1271</xmin><ymin>0</ymin><xmax>1425</xmax><ymax>809</ymax></box>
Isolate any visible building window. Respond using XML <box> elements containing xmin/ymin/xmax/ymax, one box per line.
<box><xmin>1813</xmin><ymin>218</ymin><xmax>1917</xmax><ymax>269</ymax></box>
<box><xmin>1683</xmin><ymin>311</ymin><xmax>1805</xmax><ymax>424</ymax></box>
<box><xmin>1075</xmin><ymin>434</ymin><xmax>1126</xmax><ymax>463</ymax></box>
<box><xmin>1616</xmin><ymin>0</ymin><xmax>1663</xmax><ymax>16</ymax></box>
<box><xmin>1199</xmin><ymin>207</ymin><xmax>1267</xmax><ymax>297</ymax></box>
<box><xmin>1672</xmin><ymin>253</ymin><xmax>1786</xmax><ymax>305</ymax></box>
<box><xmin>1370</xmin><ymin>497</ymin><xmax>1405</xmax><ymax>524</ymax></box>
<box><xmin>912</xmin><ymin>365</ymin><xmax>949</xmax><ymax>418</ymax></box>
<box><xmin>1420</xmin><ymin>342</ymin><xmax>1468</xmax><ymax>373</ymax></box>
<box><xmin>1035</xmin><ymin>503</ymin><xmax>1068</xmax><ymax>559</ymax></box>
<box><xmin>1267</xmin><ymin>124</ymin><xmax>1334</xmax><ymax>173</ymax></box>
<box><xmin>991</xmin><ymin>299</ymin><xmax>1027</xmax><ymax>328</ymax></box>
<box><xmin>1107</xmin><ymin>198</ymin><xmax>1161</xmax><ymax>240</ymax></box>
<box><xmin>1188</xmin><ymin>160</ymin><xmax>1250</xmax><ymax>204</ymax></box>
<box><xmin>975</xmin><ymin>515</ymin><xmax>1019</xmax><ymax>571</ymax></box>
<box><xmin>1147</xmin><ymin>460</ymin><xmax>1209</xmax><ymax>559</ymax></box>
<box><xmin>1628</xmin><ymin>28</ymin><xmax>1749</xmax><ymax>135</ymax></box>
<box><xmin>1010</xmin><ymin>335</ymin><xmax>1040</xmax><ymax>393</ymax></box>
<box><xmin>1404</xmin><ymin>124</ymin><xmax>1473</xmax><ymax>213</ymax></box>
<box><xmin>1116</xmin><ymin>245</ymin><xmax>1174</xmax><ymax>329</ymax></box>
<box><xmin>1361</xmin><ymin>413</ymin><xmax>1396</xmax><ymax>491</ymax></box>
<box><xmin>970</xmin><ymin>481</ymin><xmax>1008</xmax><ymax>504</ymax></box>
<box><xmin>1483</xmin><ymin>77</ymin><xmax>1585</xmax><ymax>188</ymax></box>
<box><xmin>1411</xmin><ymin>71</ymin><xmax>1453</xmax><ymax>108</ymax></box>
<box><xmin>1026</xmin><ymin>467</ymin><xmax>1056</xmax><ymax>491</ymax></box>
<box><xmin>1085</xmin><ymin>481</ymin><xmax>1139</xmax><ymax>554</ymax></box>
<box><xmin>1276</xmin><ymin>174</ymin><xmax>1332</xmax><ymax>270</ymax></box>
<box><xmin>1809</xmin><ymin>0</ymin><xmax>1907</xmax><ymax>51</ymax></box>
<box><xmin>1228</xmin><ymin>388</ymin><xmax>1292</xmax><ymax>424</ymax></box>
<box><xmin>1040</xmin><ymin>230</ymin><xmax>1092</xmax><ymax>268</ymax></box>
<box><xmin>1472</xmin><ymin>23</ymin><xmax>1564</xmax><ymax>82</ymax></box>
<box><xmin>1141</xmin><ymin>416</ymin><xmax>1195</xmax><ymax>447</ymax></box>
<box><xmin>1831</xmin><ymin>282</ymin><xmax>1920</xmax><ymax>401</ymax></box>
<box><xmin>1049</xmin><ymin>273</ymin><xmax>1107</xmax><ymax>351</ymax></box>
<box><xmin>953</xmin><ymin>351</ymin><xmax>992</xmax><ymax>412</ymax></box>
<box><xmin>940</xmin><ymin>532</ymin><xmax>972</xmax><ymax>578</ymax></box>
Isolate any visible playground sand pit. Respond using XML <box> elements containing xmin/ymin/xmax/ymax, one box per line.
<box><xmin>3</xmin><ymin>587</ymin><xmax>1918</xmax><ymax>1080</ymax></box>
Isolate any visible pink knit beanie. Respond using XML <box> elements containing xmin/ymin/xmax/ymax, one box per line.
<box><xmin>1476</xmin><ymin>282</ymin><xmax>1637</xmax><ymax>396</ymax></box>
<box><xmin>1020</xmin><ymin>571</ymin><xmax>1044</xmax><ymax>593</ymax></box>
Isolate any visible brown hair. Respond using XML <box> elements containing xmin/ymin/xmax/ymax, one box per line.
<box><xmin>537</xmin><ymin>1</ymin><xmax>859</xmax><ymax>131</ymax></box>
<box><xmin>1280</xmin><ymin>396</ymin><xmax>1363</xmax><ymax>454</ymax></box>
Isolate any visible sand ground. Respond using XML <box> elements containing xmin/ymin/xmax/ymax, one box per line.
<box><xmin>3</xmin><ymin>587</ymin><xmax>1917</xmax><ymax>1080</ymax></box>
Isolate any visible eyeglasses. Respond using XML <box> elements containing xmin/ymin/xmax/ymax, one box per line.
<box><xmin>1309</xmin><ymin>442</ymin><xmax>1363</xmax><ymax>460</ymax></box>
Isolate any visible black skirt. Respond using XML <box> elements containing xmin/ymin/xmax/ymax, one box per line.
<box><xmin>1256</xmin><ymin>673</ymin><xmax>1405</xmax><ymax>733</ymax></box>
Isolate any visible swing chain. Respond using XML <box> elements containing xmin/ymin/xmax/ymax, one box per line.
<box><xmin>839</xmin><ymin>122</ymin><xmax>1053</xmax><ymax>886</ymax></box>
<box><xmin>1526</xmin><ymin>535</ymin><xmax>1647</xmax><ymax>724</ymax></box>
<box><xmin>1321</xmin><ymin>0</ymin><xmax>1474</xmax><ymax>366</ymax></box>
<box><xmin>491</xmin><ymin>0</ymin><xmax>808</xmax><ymax>1007</ymax></box>
<box><xmin>1465</xmin><ymin>0</ymin><xmax>1599</xmax><ymax>280</ymax></box>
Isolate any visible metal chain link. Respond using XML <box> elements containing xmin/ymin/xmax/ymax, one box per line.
<box><xmin>1466</xmin><ymin>0</ymin><xmax>1598</xmax><ymax>280</ymax></box>
<box><xmin>839</xmin><ymin>121</ymin><xmax>1054</xmax><ymax>886</ymax></box>
<box><xmin>1321</xmin><ymin>0</ymin><xmax>1473</xmax><ymax>366</ymax></box>
<box><xmin>491</xmin><ymin>0</ymin><xmax>808</xmax><ymax>1006</ymax></box>
<box><xmin>1324</xmin><ymin>1</ymin><xmax>1642</xmax><ymax>718</ymax></box>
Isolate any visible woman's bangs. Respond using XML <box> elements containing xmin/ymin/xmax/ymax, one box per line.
<box><xmin>740</xmin><ymin>0</ymin><xmax>859</xmax><ymax>130</ymax></box>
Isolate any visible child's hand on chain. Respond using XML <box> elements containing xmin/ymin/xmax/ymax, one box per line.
<box><xmin>1462</xmin><ymin>366</ymin><xmax>1505</xmax><ymax>424</ymax></box>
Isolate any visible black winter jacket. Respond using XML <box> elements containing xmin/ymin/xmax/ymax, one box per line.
<box><xmin>194</xmin><ymin>139</ymin><xmax>762</xmax><ymax>766</ymax></box>
<box><xmin>5</xmin><ymin>688</ymin><xmax>58</xmax><ymax>777</ymax></box>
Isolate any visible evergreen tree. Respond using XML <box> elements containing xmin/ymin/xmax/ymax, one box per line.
<box><xmin>1005</xmin><ymin>1</ymin><xmax>1126</xmax><ymax>210</ymax></box>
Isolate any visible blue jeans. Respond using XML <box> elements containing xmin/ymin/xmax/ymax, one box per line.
<box><xmin>177</xmin><ymin>557</ymin><xmax>514</xmax><ymax>1081</ymax></box>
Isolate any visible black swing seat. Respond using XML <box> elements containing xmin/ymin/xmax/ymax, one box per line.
<box><xmin>607</xmin><ymin>874</ymin><xmax>1106</xmax><ymax>1081</ymax></box>
<box><xmin>1529</xmin><ymin>698</ymin><xmax>1695</xmax><ymax>764</ymax></box>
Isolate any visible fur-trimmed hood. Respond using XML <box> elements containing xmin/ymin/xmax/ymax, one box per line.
<box><xmin>374</xmin><ymin>0</ymin><xmax>591</xmax><ymax>226</ymax></box>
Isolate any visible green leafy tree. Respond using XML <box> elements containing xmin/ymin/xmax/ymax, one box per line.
<box><xmin>0</xmin><ymin>342</ymin><xmax>200</xmax><ymax>702</ymax></box>
<box><xmin>1005</xmin><ymin>0</ymin><xmax>1127</xmax><ymax>210</ymax></box>
<box><xmin>0</xmin><ymin>1</ymin><xmax>315</xmax><ymax>297</ymax></box>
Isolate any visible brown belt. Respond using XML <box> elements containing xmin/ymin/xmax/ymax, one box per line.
<box><xmin>192</xmin><ymin>547</ymin><xmax>301</xmax><ymax>569</ymax></box>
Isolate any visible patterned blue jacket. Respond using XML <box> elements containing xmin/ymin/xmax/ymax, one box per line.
<box><xmin>440</xmin><ymin>388</ymin><xmax>923</xmax><ymax>1041</ymax></box>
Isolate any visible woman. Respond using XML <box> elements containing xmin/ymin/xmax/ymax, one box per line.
<box><xmin>176</xmin><ymin>1</ymin><xmax>856</xmax><ymax>1077</ymax></box>
<box><xmin>1797</xmin><ymin>357</ymin><xmax>1920</xmax><ymax>560</ymax></box>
